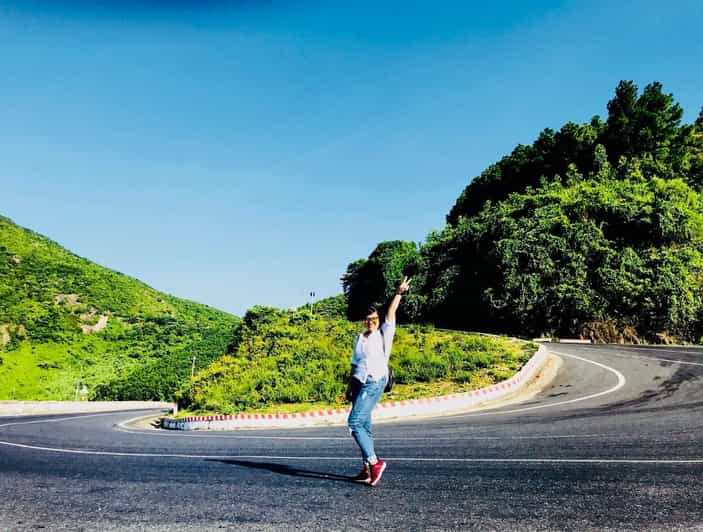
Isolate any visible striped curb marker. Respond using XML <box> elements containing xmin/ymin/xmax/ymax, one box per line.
<box><xmin>162</xmin><ymin>344</ymin><xmax>549</xmax><ymax>431</ymax></box>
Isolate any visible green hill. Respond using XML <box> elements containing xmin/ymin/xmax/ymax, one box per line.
<box><xmin>0</xmin><ymin>215</ymin><xmax>240</xmax><ymax>400</ymax></box>
<box><xmin>341</xmin><ymin>81</ymin><xmax>703</xmax><ymax>342</ymax></box>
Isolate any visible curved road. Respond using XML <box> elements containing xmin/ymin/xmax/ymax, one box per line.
<box><xmin>2</xmin><ymin>344</ymin><xmax>703</xmax><ymax>531</ymax></box>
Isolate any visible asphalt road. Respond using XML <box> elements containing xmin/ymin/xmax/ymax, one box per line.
<box><xmin>2</xmin><ymin>344</ymin><xmax>703</xmax><ymax>531</ymax></box>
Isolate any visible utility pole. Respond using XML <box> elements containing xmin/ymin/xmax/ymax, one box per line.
<box><xmin>309</xmin><ymin>291</ymin><xmax>316</xmax><ymax>315</ymax></box>
<box><xmin>191</xmin><ymin>355</ymin><xmax>197</xmax><ymax>379</ymax></box>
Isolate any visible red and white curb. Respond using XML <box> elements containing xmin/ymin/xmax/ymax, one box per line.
<box><xmin>162</xmin><ymin>344</ymin><xmax>549</xmax><ymax>431</ymax></box>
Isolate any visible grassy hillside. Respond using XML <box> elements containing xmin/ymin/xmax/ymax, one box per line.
<box><xmin>0</xmin><ymin>215</ymin><xmax>240</xmax><ymax>400</ymax></box>
<box><xmin>177</xmin><ymin>306</ymin><xmax>536</xmax><ymax>414</ymax></box>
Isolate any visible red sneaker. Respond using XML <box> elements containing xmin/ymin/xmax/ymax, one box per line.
<box><xmin>351</xmin><ymin>464</ymin><xmax>371</xmax><ymax>484</ymax></box>
<box><xmin>369</xmin><ymin>459</ymin><xmax>386</xmax><ymax>487</ymax></box>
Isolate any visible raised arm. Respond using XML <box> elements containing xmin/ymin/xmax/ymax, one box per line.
<box><xmin>386</xmin><ymin>276</ymin><xmax>412</xmax><ymax>323</ymax></box>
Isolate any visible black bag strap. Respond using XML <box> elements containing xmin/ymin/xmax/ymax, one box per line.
<box><xmin>379</xmin><ymin>326</ymin><xmax>394</xmax><ymax>393</ymax></box>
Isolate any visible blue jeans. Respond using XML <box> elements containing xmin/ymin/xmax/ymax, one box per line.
<box><xmin>347</xmin><ymin>375</ymin><xmax>387</xmax><ymax>463</ymax></box>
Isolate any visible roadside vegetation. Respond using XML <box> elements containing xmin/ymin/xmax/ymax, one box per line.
<box><xmin>343</xmin><ymin>81</ymin><xmax>703</xmax><ymax>343</ymax></box>
<box><xmin>0</xmin><ymin>215</ymin><xmax>239</xmax><ymax>400</ymax></box>
<box><xmin>176</xmin><ymin>306</ymin><xmax>535</xmax><ymax>414</ymax></box>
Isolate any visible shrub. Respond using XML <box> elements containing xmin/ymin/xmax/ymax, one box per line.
<box><xmin>179</xmin><ymin>308</ymin><xmax>535</xmax><ymax>413</ymax></box>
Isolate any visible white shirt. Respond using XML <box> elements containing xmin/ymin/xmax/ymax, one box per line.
<box><xmin>350</xmin><ymin>318</ymin><xmax>395</xmax><ymax>382</ymax></box>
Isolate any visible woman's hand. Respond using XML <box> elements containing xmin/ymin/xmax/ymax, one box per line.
<box><xmin>396</xmin><ymin>276</ymin><xmax>412</xmax><ymax>295</ymax></box>
<box><xmin>388</xmin><ymin>276</ymin><xmax>412</xmax><ymax>322</ymax></box>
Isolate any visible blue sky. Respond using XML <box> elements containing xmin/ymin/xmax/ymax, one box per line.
<box><xmin>1</xmin><ymin>0</ymin><xmax>701</xmax><ymax>316</ymax></box>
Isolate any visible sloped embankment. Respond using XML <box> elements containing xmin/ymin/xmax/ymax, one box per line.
<box><xmin>178</xmin><ymin>307</ymin><xmax>537</xmax><ymax>415</ymax></box>
<box><xmin>0</xmin><ymin>214</ymin><xmax>240</xmax><ymax>401</ymax></box>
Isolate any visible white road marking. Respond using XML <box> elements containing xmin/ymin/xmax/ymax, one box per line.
<box><xmin>0</xmin><ymin>349</ymin><xmax>660</xmax><ymax>464</ymax></box>
<box><xmin>589</xmin><ymin>345</ymin><xmax>703</xmax><ymax>357</ymax></box>
<box><xmin>0</xmin><ymin>411</ymin><xmax>145</xmax><ymax>430</ymax></box>
<box><xmin>8</xmin><ymin>414</ymin><xmax>640</xmax><ymax>442</ymax></box>
<box><xmin>441</xmin><ymin>351</ymin><xmax>626</xmax><ymax>419</ymax></box>
<box><xmin>566</xmin><ymin>346</ymin><xmax>703</xmax><ymax>367</ymax></box>
<box><xmin>2</xmin><ymin>351</ymin><xmax>627</xmax><ymax>447</ymax></box>
<box><xmin>0</xmin><ymin>439</ymin><xmax>702</xmax><ymax>464</ymax></box>
<box><xmin>111</xmin><ymin>429</ymin><xmax>699</xmax><ymax>441</ymax></box>
<box><xmin>113</xmin><ymin>350</ymin><xmax>627</xmax><ymax>437</ymax></box>
<box><xmin>112</xmin><ymin>428</ymin><xmax>619</xmax><ymax>440</ymax></box>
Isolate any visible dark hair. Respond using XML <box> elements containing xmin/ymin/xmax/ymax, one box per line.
<box><xmin>365</xmin><ymin>305</ymin><xmax>379</xmax><ymax>317</ymax></box>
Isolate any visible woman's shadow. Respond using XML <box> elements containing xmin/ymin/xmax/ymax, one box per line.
<box><xmin>209</xmin><ymin>459</ymin><xmax>359</xmax><ymax>484</ymax></box>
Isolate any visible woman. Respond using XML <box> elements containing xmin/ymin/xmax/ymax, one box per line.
<box><xmin>346</xmin><ymin>276</ymin><xmax>412</xmax><ymax>487</ymax></box>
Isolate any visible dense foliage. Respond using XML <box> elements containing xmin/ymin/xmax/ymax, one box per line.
<box><xmin>177</xmin><ymin>307</ymin><xmax>534</xmax><ymax>413</ymax></box>
<box><xmin>418</xmin><ymin>172</ymin><xmax>703</xmax><ymax>339</ymax></box>
<box><xmin>0</xmin><ymin>215</ymin><xmax>239</xmax><ymax>400</ymax></box>
<box><xmin>342</xmin><ymin>240</ymin><xmax>421</xmax><ymax>321</ymax></box>
<box><xmin>343</xmin><ymin>82</ymin><xmax>703</xmax><ymax>342</ymax></box>
<box><xmin>447</xmin><ymin>81</ymin><xmax>703</xmax><ymax>223</ymax></box>
<box><xmin>297</xmin><ymin>294</ymin><xmax>347</xmax><ymax>320</ymax></box>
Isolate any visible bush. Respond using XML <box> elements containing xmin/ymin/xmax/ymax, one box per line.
<box><xmin>179</xmin><ymin>308</ymin><xmax>535</xmax><ymax>413</ymax></box>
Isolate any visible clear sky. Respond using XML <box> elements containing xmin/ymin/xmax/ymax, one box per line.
<box><xmin>1</xmin><ymin>0</ymin><xmax>701</xmax><ymax>316</ymax></box>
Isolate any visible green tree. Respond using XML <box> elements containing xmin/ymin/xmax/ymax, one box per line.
<box><xmin>603</xmin><ymin>81</ymin><xmax>686</xmax><ymax>177</ymax></box>
<box><xmin>446</xmin><ymin>81</ymin><xmax>697</xmax><ymax>225</ymax></box>
<box><xmin>304</xmin><ymin>294</ymin><xmax>347</xmax><ymax>320</ymax></box>
<box><xmin>342</xmin><ymin>241</ymin><xmax>420</xmax><ymax>321</ymax></box>
<box><xmin>421</xmin><ymin>172</ymin><xmax>703</xmax><ymax>340</ymax></box>
<box><xmin>688</xmin><ymin>107</ymin><xmax>703</xmax><ymax>189</ymax></box>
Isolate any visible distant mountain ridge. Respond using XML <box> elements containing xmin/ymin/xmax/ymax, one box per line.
<box><xmin>0</xmin><ymin>214</ymin><xmax>240</xmax><ymax>400</ymax></box>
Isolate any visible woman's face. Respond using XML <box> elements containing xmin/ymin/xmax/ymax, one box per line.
<box><xmin>364</xmin><ymin>312</ymin><xmax>380</xmax><ymax>332</ymax></box>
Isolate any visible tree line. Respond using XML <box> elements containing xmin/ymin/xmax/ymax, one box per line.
<box><xmin>342</xmin><ymin>81</ymin><xmax>703</xmax><ymax>342</ymax></box>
